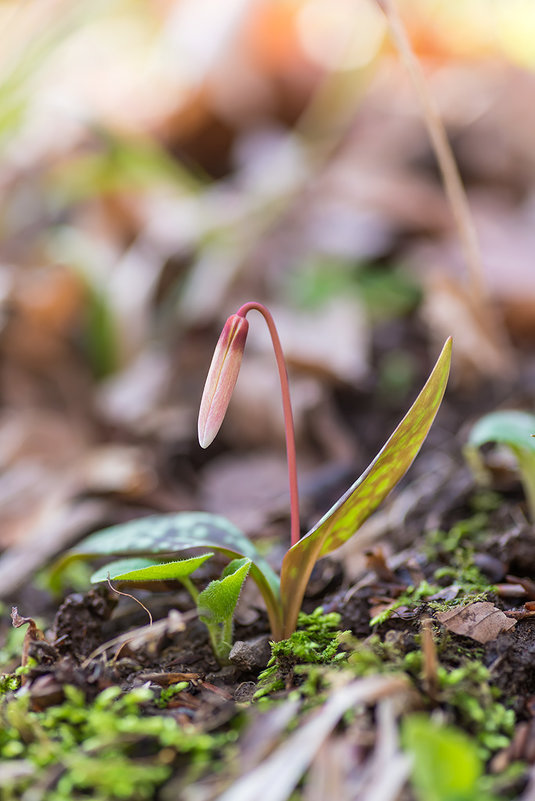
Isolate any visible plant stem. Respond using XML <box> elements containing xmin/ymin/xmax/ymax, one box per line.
<box><xmin>180</xmin><ymin>576</ymin><xmax>199</xmax><ymax>603</ymax></box>
<box><xmin>513</xmin><ymin>447</ymin><xmax>535</xmax><ymax>525</ymax></box>
<box><xmin>237</xmin><ymin>302</ymin><xmax>301</xmax><ymax>547</ymax></box>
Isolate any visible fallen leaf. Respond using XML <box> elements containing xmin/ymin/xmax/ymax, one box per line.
<box><xmin>247</xmin><ymin>299</ymin><xmax>369</xmax><ymax>385</ymax></box>
<box><xmin>436</xmin><ymin>601</ymin><xmax>516</xmax><ymax>643</ymax></box>
<box><xmin>420</xmin><ymin>273</ymin><xmax>514</xmax><ymax>384</ymax></box>
<box><xmin>11</xmin><ymin>607</ymin><xmax>45</xmax><ymax>672</ymax></box>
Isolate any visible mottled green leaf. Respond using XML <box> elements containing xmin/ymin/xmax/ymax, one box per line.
<box><xmin>64</xmin><ymin>512</ymin><xmax>282</xmax><ymax>635</ymax></box>
<box><xmin>90</xmin><ymin>554</ymin><xmax>213</xmax><ymax>584</ymax></box>
<box><xmin>280</xmin><ymin>338</ymin><xmax>452</xmax><ymax>637</ymax></box>
<box><xmin>467</xmin><ymin>409</ymin><xmax>535</xmax><ymax>522</ymax></box>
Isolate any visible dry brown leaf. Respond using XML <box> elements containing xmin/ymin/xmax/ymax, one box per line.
<box><xmin>248</xmin><ymin>299</ymin><xmax>369</xmax><ymax>385</ymax></box>
<box><xmin>225</xmin><ymin>355</ymin><xmax>324</xmax><ymax>449</ymax></box>
<box><xmin>420</xmin><ymin>273</ymin><xmax>514</xmax><ymax>384</ymax></box>
<box><xmin>436</xmin><ymin>601</ymin><xmax>516</xmax><ymax>643</ymax></box>
<box><xmin>0</xmin><ymin>499</ymin><xmax>109</xmax><ymax>600</ymax></box>
<box><xmin>11</xmin><ymin>607</ymin><xmax>46</xmax><ymax>674</ymax></box>
<box><xmin>81</xmin><ymin>445</ymin><xmax>157</xmax><ymax>497</ymax></box>
<box><xmin>200</xmin><ymin>452</ymin><xmax>291</xmax><ymax>534</ymax></box>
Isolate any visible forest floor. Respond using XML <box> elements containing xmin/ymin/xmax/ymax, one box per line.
<box><xmin>2</xmin><ymin>316</ymin><xmax>535</xmax><ymax>801</ymax></box>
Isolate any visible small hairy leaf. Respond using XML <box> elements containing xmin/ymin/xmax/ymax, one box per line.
<box><xmin>90</xmin><ymin>554</ymin><xmax>213</xmax><ymax>584</ymax></box>
<box><xmin>280</xmin><ymin>338</ymin><xmax>452</xmax><ymax>637</ymax></box>
<box><xmin>63</xmin><ymin>512</ymin><xmax>282</xmax><ymax>635</ymax></box>
<box><xmin>198</xmin><ymin>558</ymin><xmax>251</xmax><ymax>624</ymax></box>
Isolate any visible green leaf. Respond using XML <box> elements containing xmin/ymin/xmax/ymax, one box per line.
<box><xmin>198</xmin><ymin>558</ymin><xmax>252</xmax><ymax>663</ymax></box>
<box><xmin>467</xmin><ymin>409</ymin><xmax>535</xmax><ymax>522</ymax></box>
<box><xmin>90</xmin><ymin>554</ymin><xmax>213</xmax><ymax>584</ymax></box>
<box><xmin>402</xmin><ymin>715</ymin><xmax>494</xmax><ymax>801</ymax></box>
<box><xmin>280</xmin><ymin>338</ymin><xmax>452</xmax><ymax>637</ymax></box>
<box><xmin>468</xmin><ymin>410</ymin><xmax>535</xmax><ymax>453</ymax></box>
<box><xmin>63</xmin><ymin>512</ymin><xmax>282</xmax><ymax>636</ymax></box>
<box><xmin>198</xmin><ymin>558</ymin><xmax>251</xmax><ymax>625</ymax></box>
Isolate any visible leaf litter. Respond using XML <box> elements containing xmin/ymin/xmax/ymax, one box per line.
<box><xmin>2</xmin><ymin>3</ymin><xmax>535</xmax><ymax>800</ymax></box>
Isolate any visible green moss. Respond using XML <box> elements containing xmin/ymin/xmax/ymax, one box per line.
<box><xmin>0</xmin><ymin>683</ymin><xmax>237</xmax><ymax>800</ymax></box>
<box><xmin>469</xmin><ymin>491</ymin><xmax>504</xmax><ymax>514</ymax></box>
<box><xmin>426</xmin><ymin>513</ymin><xmax>490</xmax><ymax>558</ymax></box>
<box><xmin>424</xmin><ymin>514</ymin><xmax>497</xmax><ymax>606</ymax></box>
<box><xmin>254</xmin><ymin>608</ymin><xmax>349</xmax><ymax>699</ymax></box>
<box><xmin>370</xmin><ymin>579</ymin><xmax>442</xmax><ymax>626</ymax></box>
<box><xmin>347</xmin><ymin>635</ymin><xmax>514</xmax><ymax>759</ymax></box>
<box><xmin>0</xmin><ymin>625</ymin><xmax>31</xmax><ymax>671</ymax></box>
<box><xmin>156</xmin><ymin>682</ymin><xmax>191</xmax><ymax>709</ymax></box>
<box><xmin>437</xmin><ymin>662</ymin><xmax>515</xmax><ymax>758</ymax></box>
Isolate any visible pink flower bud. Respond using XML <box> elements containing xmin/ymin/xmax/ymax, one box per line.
<box><xmin>198</xmin><ymin>314</ymin><xmax>249</xmax><ymax>448</ymax></box>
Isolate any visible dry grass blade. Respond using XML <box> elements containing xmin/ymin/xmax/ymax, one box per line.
<box><xmin>217</xmin><ymin>675</ymin><xmax>408</xmax><ymax>801</ymax></box>
<box><xmin>0</xmin><ymin>499</ymin><xmax>109</xmax><ymax>600</ymax></box>
<box><xmin>421</xmin><ymin>617</ymin><xmax>438</xmax><ymax>699</ymax></box>
<box><xmin>106</xmin><ymin>577</ymin><xmax>153</xmax><ymax>627</ymax></box>
<box><xmin>355</xmin><ymin>698</ymin><xmax>411</xmax><ymax>801</ymax></box>
<box><xmin>375</xmin><ymin>0</ymin><xmax>483</xmax><ymax>300</ymax></box>
<box><xmin>376</xmin><ymin>0</ymin><xmax>514</xmax><ymax>375</ymax></box>
<box><xmin>80</xmin><ymin>608</ymin><xmax>189</xmax><ymax>667</ymax></box>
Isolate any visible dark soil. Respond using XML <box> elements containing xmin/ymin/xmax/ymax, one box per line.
<box><xmin>3</xmin><ymin>322</ymin><xmax>535</xmax><ymax>801</ymax></box>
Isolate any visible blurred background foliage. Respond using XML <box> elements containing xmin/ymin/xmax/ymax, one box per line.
<box><xmin>1</xmin><ymin>0</ymin><xmax>535</xmax><ymax>568</ymax></box>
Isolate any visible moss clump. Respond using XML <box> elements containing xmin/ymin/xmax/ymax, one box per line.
<box><xmin>348</xmin><ymin>634</ymin><xmax>514</xmax><ymax>759</ymax></box>
<box><xmin>255</xmin><ymin>608</ymin><xmax>349</xmax><ymax>699</ymax></box>
<box><xmin>437</xmin><ymin>661</ymin><xmax>515</xmax><ymax>758</ymax></box>
<box><xmin>369</xmin><ymin>580</ymin><xmax>441</xmax><ymax>626</ymax></box>
<box><xmin>423</xmin><ymin>514</ymin><xmax>498</xmax><ymax>606</ymax></box>
<box><xmin>156</xmin><ymin>681</ymin><xmax>191</xmax><ymax>709</ymax></box>
<box><xmin>0</xmin><ymin>684</ymin><xmax>237</xmax><ymax>800</ymax></box>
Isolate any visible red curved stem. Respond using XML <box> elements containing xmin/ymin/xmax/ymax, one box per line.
<box><xmin>237</xmin><ymin>302</ymin><xmax>301</xmax><ymax>547</ymax></box>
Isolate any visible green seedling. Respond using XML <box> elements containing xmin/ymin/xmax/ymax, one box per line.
<box><xmin>466</xmin><ymin>410</ymin><xmax>535</xmax><ymax>522</ymax></box>
<box><xmin>62</xmin><ymin>302</ymin><xmax>451</xmax><ymax>648</ymax></box>
<box><xmin>197</xmin><ymin>558</ymin><xmax>251</xmax><ymax>663</ymax></box>
<box><xmin>90</xmin><ymin>553</ymin><xmax>250</xmax><ymax>664</ymax></box>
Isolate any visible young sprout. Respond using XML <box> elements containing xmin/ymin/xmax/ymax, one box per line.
<box><xmin>63</xmin><ymin>303</ymin><xmax>451</xmax><ymax>647</ymax></box>
<box><xmin>466</xmin><ymin>410</ymin><xmax>535</xmax><ymax>523</ymax></box>
<box><xmin>90</xmin><ymin>553</ymin><xmax>251</xmax><ymax>664</ymax></box>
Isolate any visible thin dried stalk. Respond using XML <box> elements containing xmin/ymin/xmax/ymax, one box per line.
<box><xmin>376</xmin><ymin>0</ymin><xmax>484</xmax><ymax>300</ymax></box>
<box><xmin>421</xmin><ymin>617</ymin><xmax>438</xmax><ymax>699</ymax></box>
<box><xmin>376</xmin><ymin>0</ymin><xmax>515</xmax><ymax>374</ymax></box>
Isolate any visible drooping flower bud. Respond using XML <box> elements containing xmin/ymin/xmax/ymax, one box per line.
<box><xmin>198</xmin><ymin>314</ymin><xmax>249</xmax><ymax>448</ymax></box>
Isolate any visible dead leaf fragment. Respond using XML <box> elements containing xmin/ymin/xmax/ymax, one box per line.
<box><xmin>436</xmin><ymin>601</ymin><xmax>516</xmax><ymax>643</ymax></box>
<box><xmin>11</xmin><ymin>607</ymin><xmax>46</xmax><ymax>672</ymax></box>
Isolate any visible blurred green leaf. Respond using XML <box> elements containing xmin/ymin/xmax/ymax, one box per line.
<box><xmin>468</xmin><ymin>410</ymin><xmax>535</xmax><ymax>453</ymax></box>
<box><xmin>403</xmin><ymin>715</ymin><xmax>496</xmax><ymax>801</ymax></box>
<box><xmin>84</xmin><ymin>282</ymin><xmax>119</xmax><ymax>379</ymax></box>
<box><xmin>467</xmin><ymin>409</ymin><xmax>535</xmax><ymax>521</ymax></box>
<box><xmin>51</xmin><ymin>130</ymin><xmax>202</xmax><ymax>202</ymax></box>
